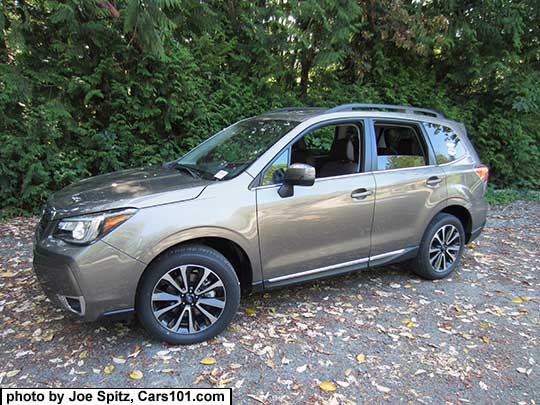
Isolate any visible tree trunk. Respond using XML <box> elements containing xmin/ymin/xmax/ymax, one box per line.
<box><xmin>299</xmin><ymin>51</ymin><xmax>313</xmax><ymax>98</ymax></box>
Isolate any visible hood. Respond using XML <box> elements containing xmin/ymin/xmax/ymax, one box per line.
<box><xmin>47</xmin><ymin>166</ymin><xmax>211</xmax><ymax>219</ymax></box>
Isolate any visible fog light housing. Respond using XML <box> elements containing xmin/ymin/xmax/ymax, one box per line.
<box><xmin>57</xmin><ymin>295</ymin><xmax>86</xmax><ymax>315</ymax></box>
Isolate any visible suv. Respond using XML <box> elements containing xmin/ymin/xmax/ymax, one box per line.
<box><xmin>33</xmin><ymin>103</ymin><xmax>488</xmax><ymax>344</ymax></box>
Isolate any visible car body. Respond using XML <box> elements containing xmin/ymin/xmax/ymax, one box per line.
<box><xmin>33</xmin><ymin>103</ymin><xmax>488</xmax><ymax>343</ymax></box>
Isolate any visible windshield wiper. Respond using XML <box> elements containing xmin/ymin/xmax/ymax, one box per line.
<box><xmin>172</xmin><ymin>163</ymin><xmax>203</xmax><ymax>179</ymax></box>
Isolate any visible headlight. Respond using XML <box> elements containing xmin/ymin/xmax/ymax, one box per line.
<box><xmin>53</xmin><ymin>209</ymin><xmax>137</xmax><ymax>244</ymax></box>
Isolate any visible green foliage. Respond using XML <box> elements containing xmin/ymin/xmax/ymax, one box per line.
<box><xmin>1</xmin><ymin>0</ymin><xmax>539</xmax><ymax>216</ymax></box>
<box><xmin>485</xmin><ymin>187</ymin><xmax>520</xmax><ymax>206</ymax></box>
<box><xmin>485</xmin><ymin>186</ymin><xmax>540</xmax><ymax>206</ymax></box>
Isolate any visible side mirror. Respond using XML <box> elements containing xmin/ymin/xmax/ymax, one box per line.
<box><xmin>278</xmin><ymin>163</ymin><xmax>316</xmax><ymax>198</ymax></box>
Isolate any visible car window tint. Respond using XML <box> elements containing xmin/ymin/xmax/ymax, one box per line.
<box><xmin>262</xmin><ymin>148</ymin><xmax>289</xmax><ymax>186</ymax></box>
<box><xmin>423</xmin><ymin>123</ymin><xmax>466</xmax><ymax>164</ymax></box>
<box><xmin>376</xmin><ymin>124</ymin><xmax>428</xmax><ymax>170</ymax></box>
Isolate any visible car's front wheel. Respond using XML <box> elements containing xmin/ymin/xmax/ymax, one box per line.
<box><xmin>413</xmin><ymin>213</ymin><xmax>465</xmax><ymax>280</ymax></box>
<box><xmin>136</xmin><ymin>245</ymin><xmax>240</xmax><ymax>344</ymax></box>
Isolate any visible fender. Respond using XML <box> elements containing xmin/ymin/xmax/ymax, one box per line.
<box><xmin>144</xmin><ymin>226</ymin><xmax>263</xmax><ymax>285</ymax></box>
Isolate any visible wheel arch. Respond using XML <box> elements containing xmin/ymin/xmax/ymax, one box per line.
<box><xmin>429</xmin><ymin>199</ymin><xmax>473</xmax><ymax>243</ymax></box>
<box><xmin>140</xmin><ymin>228</ymin><xmax>259</xmax><ymax>293</ymax></box>
<box><xmin>441</xmin><ymin>204</ymin><xmax>472</xmax><ymax>241</ymax></box>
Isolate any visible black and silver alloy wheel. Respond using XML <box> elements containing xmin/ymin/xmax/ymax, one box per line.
<box><xmin>429</xmin><ymin>224</ymin><xmax>461</xmax><ymax>273</ymax></box>
<box><xmin>151</xmin><ymin>265</ymin><xmax>226</xmax><ymax>334</ymax></box>
<box><xmin>137</xmin><ymin>245</ymin><xmax>241</xmax><ymax>344</ymax></box>
<box><xmin>413</xmin><ymin>213</ymin><xmax>465</xmax><ymax>280</ymax></box>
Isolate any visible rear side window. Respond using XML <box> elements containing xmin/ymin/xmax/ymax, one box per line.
<box><xmin>375</xmin><ymin>123</ymin><xmax>428</xmax><ymax>170</ymax></box>
<box><xmin>423</xmin><ymin>123</ymin><xmax>467</xmax><ymax>164</ymax></box>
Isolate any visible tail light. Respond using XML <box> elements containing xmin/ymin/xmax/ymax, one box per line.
<box><xmin>474</xmin><ymin>165</ymin><xmax>489</xmax><ymax>182</ymax></box>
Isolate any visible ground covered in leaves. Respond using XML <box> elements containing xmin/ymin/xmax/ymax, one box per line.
<box><xmin>1</xmin><ymin>202</ymin><xmax>539</xmax><ymax>403</ymax></box>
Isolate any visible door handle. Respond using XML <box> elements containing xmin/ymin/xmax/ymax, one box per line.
<box><xmin>351</xmin><ymin>189</ymin><xmax>373</xmax><ymax>200</ymax></box>
<box><xmin>426</xmin><ymin>176</ymin><xmax>443</xmax><ymax>188</ymax></box>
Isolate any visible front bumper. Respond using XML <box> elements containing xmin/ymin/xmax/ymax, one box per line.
<box><xmin>33</xmin><ymin>237</ymin><xmax>146</xmax><ymax>321</ymax></box>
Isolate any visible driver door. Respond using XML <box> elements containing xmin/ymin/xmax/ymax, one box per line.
<box><xmin>255</xmin><ymin>120</ymin><xmax>376</xmax><ymax>286</ymax></box>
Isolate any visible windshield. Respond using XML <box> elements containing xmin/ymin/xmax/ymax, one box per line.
<box><xmin>175</xmin><ymin>118</ymin><xmax>299</xmax><ymax>180</ymax></box>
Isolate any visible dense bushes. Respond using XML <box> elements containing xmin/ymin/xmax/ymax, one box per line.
<box><xmin>1</xmin><ymin>0</ymin><xmax>539</xmax><ymax>216</ymax></box>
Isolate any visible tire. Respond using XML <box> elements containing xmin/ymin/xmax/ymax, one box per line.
<box><xmin>136</xmin><ymin>245</ymin><xmax>241</xmax><ymax>344</ymax></box>
<box><xmin>412</xmin><ymin>213</ymin><xmax>465</xmax><ymax>280</ymax></box>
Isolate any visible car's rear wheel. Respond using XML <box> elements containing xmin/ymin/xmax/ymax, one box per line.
<box><xmin>136</xmin><ymin>245</ymin><xmax>240</xmax><ymax>344</ymax></box>
<box><xmin>413</xmin><ymin>213</ymin><xmax>465</xmax><ymax>280</ymax></box>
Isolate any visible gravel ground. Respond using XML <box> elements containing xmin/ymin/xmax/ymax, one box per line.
<box><xmin>1</xmin><ymin>201</ymin><xmax>539</xmax><ymax>404</ymax></box>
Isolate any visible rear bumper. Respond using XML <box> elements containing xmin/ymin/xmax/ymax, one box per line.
<box><xmin>33</xmin><ymin>238</ymin><xmax>145</xmax><ymax>321</ymax></box>
<box><xmin>467</xmin><ymin>195</ymin><xmax>487</xmax><ymax>243</ymax></box>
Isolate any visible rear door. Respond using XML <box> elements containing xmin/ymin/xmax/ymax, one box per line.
<box><xmin>369</xmin><ymin>119</ymin><xmax>447</xmax><ymax>265</ymax></box>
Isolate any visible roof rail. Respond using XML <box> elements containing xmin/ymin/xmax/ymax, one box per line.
<box><xmin>327</xmin><ymin>103</ymin><xmax>444</xmax><ymax>119</ymax></box>
<box><xmin>271</xmin><ymin>107</ymin><xmax>322</xmax><ymax>113</ymax></box>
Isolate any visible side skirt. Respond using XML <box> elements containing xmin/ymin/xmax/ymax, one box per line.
<box><xmin>262</xmin><ymin>246</ymin><xmax>418</xmax><ymax>289</ymax></box>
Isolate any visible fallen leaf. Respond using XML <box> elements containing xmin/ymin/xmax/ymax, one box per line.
<box><xmin>235</xmin><ymin>379</ymin><xmax>245</xmax><ymax>389</ymax></box>
<box><xmin>481</xmin><ymin>336</ymin><xmax>490</xmax><ymax>344</ymax></box>
<box><xmin>516</xmin><ymin>368</ymin><xmax>527</xmax><ymax>374</ymax></box>
<box><xmin>193</xmin><ymin>374</ymin><xmax>204</xmax><ymax>384</ymax></box>
<box><xmin>104</xmin><ymin>365</ymin><xmax>115</xmax><ymax>375</ymax></box>
<box><xmin>129</xmin><ymin>370</ymin><xmax>143</xmax><ymax>380</ymax></box>
<box><xmin>0</xmin><ymin>272</ymin><xmax>15</xmax><ymax>278</ymax></box>
<box><xmin>296</xmin><ymin>364</ymin><xmax>307</xmax><ymax>373</ymax></box>
<box><xmin>403</xmin><ymin>284</ymin><xmax>412</xmax><ymax>289</ymax></box>
<box><xmin>319</xmin><ymin>381</ymin><xmax>337</xmax><ymax>392</ymax></box>
<box><xmin>356</xmin><ymin>353</ymin><xmax>366</xmax><ymax>364</ymax></box>
<box><xmin>113</xmin><ymin>357</ymin><xmax>127</xmax><ymax>364</ymax></box>
<box><xmin>200</xmin><ymin>356</ymin><xmax>217</xmax><ymax>365</ymax></box>
<box><xmin>375</xmin><ymin>383</ymin><xmax>391</xmax><ymax>393</ymax></box>
<box><xmin>128</xmin><ymin>345</ymin><xmax>142</xmax><ymax>358</ymax></box>
<box><xmin>512</xmin><ymin>297</ymin><xmax>523</xmax><ymax>304</ymax></box>
<box><xmin>245</xmin><ymin>308</ymin><xmax>256</xmax><ymax>315</ymax></box>
<box><xmin>520</xmin><ymin>296</ymin><xmax>530</xmax><ymax>302</ymax></box>
<box><xmin>6</xmin><ymin>370</ymin><xmax>20</xmax><ymax>378</ymax></box>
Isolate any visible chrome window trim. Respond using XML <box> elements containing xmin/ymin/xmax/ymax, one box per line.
<box><xmin>373</xmin><ymin>164</ymin><xmax>437</xmax><ymax>174</ymax></box>
<box><xmin>437</xmin><ymin>154</ymin><xmax>469</xmax><ymax>167</ymax></box>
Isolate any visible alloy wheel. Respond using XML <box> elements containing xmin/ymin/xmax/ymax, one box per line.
<box><xmin>429</xmin><ymin>224</ymin><xmax>461</xmax><ymax>273</ymax></box>
<box><xmin>151</xmin><ymin>265</ymin><xmax>226</xmax><ymax>334</ymax></box>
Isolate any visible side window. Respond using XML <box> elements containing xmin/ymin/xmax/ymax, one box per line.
<box><xmin>423</xmin><ymin>123</ymin><xmax>466</xmax><ymax>164</ymax></box>
<box><xmin>375</xmin><ymin>123</ymin><xmax>428</xmax><ymax>170</ymax></box>
<box><xmin>260</xmin><ymin>122</ymin><xmax>364</xmax><ymax>185</ymax></box>
<box><xmin>291</xmin><ymin>123</ymin><xmax>362</xmax><ymax>179</ymax></box>
<box><xmin>261</xmin><ymin>148</ymin><xmax>289</xmax><ymax>186</ymax></box>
